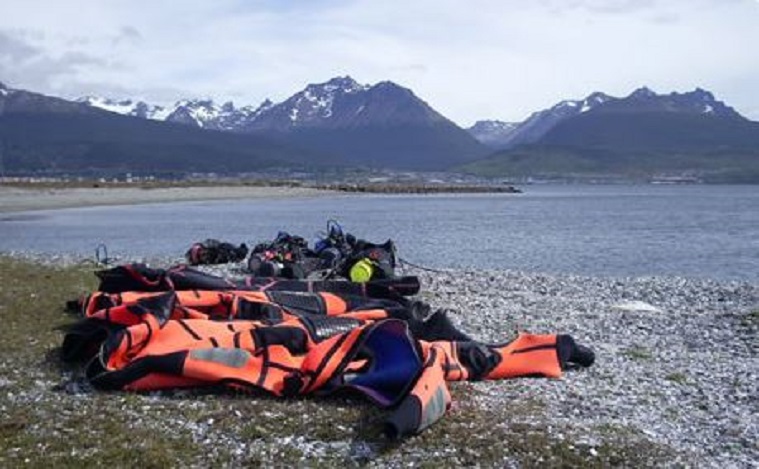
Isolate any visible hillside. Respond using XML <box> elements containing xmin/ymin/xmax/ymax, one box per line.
<box><xmin>461</xmin><ymin>88</ymin><xmax>759</xmax><ymax>182</ymax></box>
<box><xmin>78</xmin><ymin>77</ymin><xmax>489</xmax><ymax>171</ymax></box>
<box><xmin>0</xmin><ymin>84</ymin><xmax>337</xmax><ymax>174</ymax></box>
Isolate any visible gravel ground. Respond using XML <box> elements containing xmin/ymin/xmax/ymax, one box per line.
<box><xmin>416</xmin><ymin>268</ymin><xmax>758</xmax><ymax>467</ymax></box>
<box><xmin>3</xmin><ymin>252</ymin><xmax>757</xmax><ymax>467</ymax></box>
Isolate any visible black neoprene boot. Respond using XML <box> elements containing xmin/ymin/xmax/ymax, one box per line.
<box><xmin>556</xmin><ymin>335</ymin><xmax>595</xmax><ymax>369</ymax></box>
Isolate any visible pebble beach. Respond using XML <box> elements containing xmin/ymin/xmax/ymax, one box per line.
<box><xmin>3</xmin><ymin>249</ymin><xmax>756</xmax><ymax>467</ymax></box>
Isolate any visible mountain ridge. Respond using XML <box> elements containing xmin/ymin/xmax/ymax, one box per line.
<box><xmin>1</xmin><ymin>78</ymin><xmax>488</xmax><ymax>172</ymax></box>
<box><xmin>77</xmin><ymin>76</ymin><xmax>460</xmax><ymax>132</ymax></box>
<box><xmin>0</xmin><ymin>83</ymin><xmax>336</xmax><ymax>174</ymax></box>
<box><xmin>467</xmin><ymin>87</ymin><xmax>746</xmax><ymax>149</ymax></box>
<box><xmin>460</xmin><ymin>88</ymin><xmax>759</xmax><ymax>182</ymax></box>
<box><xmin>4</xmin><ymin>78</ymin><xmax>758</xmax><ymax>180</ymax></box>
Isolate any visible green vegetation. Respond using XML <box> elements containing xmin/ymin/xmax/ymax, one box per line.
<box><xmin>665</xmin><ymin>372</ymin><xmax>689</xmax><ymax>385</ymax></box>
<box><xmin>458</xmin><ymin>145</ymin><xmax>759</xmax><ymax>183</ymax></box>
<box><xmin>0</xmin><ymin>112</ymin><xmax>314</xmax><ymax>174</ymax></box>
<box><xmin>744</xmin><ymin>310</ymin><xmax>759</xmax><ymax>324</ymax></box>
<box><xmin>459</xmin><ymin>110</ymin><xmax>759</xmax><ymax>183</ymax></box>
<box><xmin>623</xmin><ymin>345</ymin><xmax>654</xmax><ymax>361</ymax></box>
<box><xmin>0</xmin><ymin>256</ymin><xmax>680</xmax><ymax>466</ymax></box>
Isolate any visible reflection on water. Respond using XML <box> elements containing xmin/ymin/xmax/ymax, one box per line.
<box><xmin>0</xmin><ymin>213</ymin><xmax>48</xmax><ymax>222</ymax></box>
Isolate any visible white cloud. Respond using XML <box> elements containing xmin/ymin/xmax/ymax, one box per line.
<box><xmin>0</xmin><ymin>0</ymin><xmax>758</xmax><ymax>124</ymax></box>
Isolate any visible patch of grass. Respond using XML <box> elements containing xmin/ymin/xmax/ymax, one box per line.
<box><xmin>0</xmin><ymin>257</ymin><xmax>97</xmax><ymax>378</ymax></box>
<box><xmin>665</xmin><ymin>372</ymin><xmax>689</xmax><ymax>385</ymax></box>
<box><xmin>742</xmin><ymin>310</ymin><xmax>759</xmax><ymax>326</ymax></box>
<box><xmin>623</xmin><ymin>345</ymin><xmax>653</xmax><ymax>361</ymax></box>
<box><xmin>0</xmin><ymin>257</ymin><xmax>203</xmax><ymax>467</ymax></box>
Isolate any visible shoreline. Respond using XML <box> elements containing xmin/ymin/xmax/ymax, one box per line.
<box><xmin>0</xmin><ymin>183</ymin><xmax>521</xmax><ymax>213</ymax></box>
<box><xmin>0</xmin><ymin>254</ymin><xmax>756</xmax><ymax>466</ymax></box>
<box><xmin>0</xmin><ymin>185</ymin><xmax>334</xmax><ymax>213</ymax></box>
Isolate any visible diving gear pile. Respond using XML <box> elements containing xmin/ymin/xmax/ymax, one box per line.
<box><xmin>185</xmin><ymin>239</ymin><xmax>249</xmax><ymax>266</ymax></box>
<box><xmin>188</xmin><ymin>221</ymin><xmax>398</xmax><ymax>282</ymax></box>
<box><xmin>61</xmin><ymin>259</ymin><xmax>595</xmax><ymax>439</ymax></box>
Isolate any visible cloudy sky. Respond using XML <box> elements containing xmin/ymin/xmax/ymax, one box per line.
<box><xmin>1</xmin><ymin>0</ymin><xmax>757</xmax><ymax>125</ymax></box>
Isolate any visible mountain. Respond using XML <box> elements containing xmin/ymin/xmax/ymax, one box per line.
<box><xmin>460</xmin><ymin>87</ymin><xmax>759</xmax><ymax>182</ymax></box>
<box><xmin>79</xmin><ymin>96</ymin><xmax>267</xmax><ymax>131</ymax></box>
<box><xmin>504</xmin><ymin>92</ymin><xmax>613</xmax><ymax>147</ymax></box>
<box><xmin>77</xmin><ymin>96</ymin><xmax>170</xmax><ymax>120</ymax></box>
<box><xmin>0</xmin><ymin>83</ymin><xmax>324</xmax><ymax>174</ymax></box>
<box><xmin>243</xmin><ymin>76</ymin><xmax>370</xmax><ymax>130</ymax></box>
<box><xmin>1</xmin><ymin>81</ymin><xmax>102</xmax><ymax>116</ymax></box>
<box><xmin>588</xmin><ymin>87</ymin><xmax>741</xmax><ymax>118</ymax></box>
<box><xmin>466</xmin><ymin>120</ymin><xmax>520</xmax><ymax>148</ymax></box>
<box><xmin>162</xmin><ymin>99</ymin><xmax>263</xmax><ymax>131</ymax></box>
<box><xmin>244</xmin><ymin>77</ymin><xmax>488</xmax><ymax>170</ymax></box>
<box><xmin>245</xmin><ymin>77</ymin><xmax>457</xmax><ymax>130</ymax></box>
<box><xmin>470</xmin><ymin>87</ymin><xmax>743</xmax><ymax>150</ymax></box>
<box><xmin>469</xmin><ymin>92</ymin><xmax>613</xmax><ymax>149</ymax></box>
<box><xmin>536</xmin><ymin>87</ymin><xmax>750</xmax><ymax>152</ymax></box>
<box><xmin>78</xmin><ymin>76</ymin><xmax>489</xmax><ymax>170</ymax></box>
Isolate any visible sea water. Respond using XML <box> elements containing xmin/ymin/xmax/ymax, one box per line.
<box><xmin>1</xmin><ymin>184</ymin><xmax>757</xmax><ymax>282</ymax></box>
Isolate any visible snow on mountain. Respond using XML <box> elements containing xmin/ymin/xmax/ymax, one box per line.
<box><xmin>466</xmin><ymin>120</ymin><xmax>520</xmax><ymax>148</ymax></box>
<box><xmin>243</xmin><ymin>76</ymin><xmax>450</xmax><ymax>132</ymax></box>
<box><xmin>77</xmin><ymin>95</ymin><xmax>268</xmax><ymax>131</ymax></box>
<box><xmin>471</xmin><ymin>86</ymin><xmax>740</xmax><ymax>149</ymax></box>
<box><xmin>660</xmin><ymin>87</ymin><xmax>738</xmax><ymax>117</ymax></box>
<box><xmin>291</xmin><ymin>76</ymin><xmax>369</xmax><ymax>122</ymax></box>
<box><xmin>75</xmin><ymin>77</ymin><xmax>375</xmax><ymax>132</ymax></box>
<box><xmin>595</xmin><ymin>87</ymin><xmax>743</xmax><ymax>119</ymax></box>
<box><xmin>483</xmin><ymin>91</ymin><xmax>614</xmax><ymax>148</ymax></box>
<box><xmin>580</xmin><ymin>92</ymin><xmax>612</xmax><ymax>112</ymax></box>
<box><xmin>165</xmin><ymin>99</ymin><xmax>221</xmax><ymax>128</ymax></box>
<box><xmin>77</xmin><ymin>80</ymin><xmax>743</xmax><ymax>147</ymax></box>
<box><xmin>689</xmin><ymin>88</ymin><xmax>719</xmax><ymax>115</ymax></box>
<box><xmin>252</xmin><ymin>76</ymin><xmax>371</xmax><ymax>128</ymax></box>
<box><xmin>75</xmin><ymin>75</ymin><xmax>449</xmax><ymax>134</ymax></box>
<box><xmin>78</xmin><ymin>96</ymin><xmax>169</xmax><ymax>120</ymax></box>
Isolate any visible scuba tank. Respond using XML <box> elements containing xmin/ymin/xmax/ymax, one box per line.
<box><xmin>345</xmin><ymin>240</ymin><xmax>397</xmax><ymax>282</ymax></box>
<box><xmin>349</xmin><ymin>258</ymin><xmax>375</xmax><ymax>283</ymax></box>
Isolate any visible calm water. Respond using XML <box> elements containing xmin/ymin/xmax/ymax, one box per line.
<box><xmin>1</xmin><ymin>185</ymin><xmax>757</xmax><ymax>282</ymax></box>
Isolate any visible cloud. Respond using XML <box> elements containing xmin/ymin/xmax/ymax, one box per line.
<box><xmin>537</xmin><ymin>0</ymin><xmax>657</xmax><ymax>15</ymax></box>
<box><xmin>0</xmin><ymin>0</ymin><xmax>758</xmax><ymax>123</ymax></box>
<box><xmin>0</xmin><ymin>31</ymin><xmax>42</xmax><ymax>62</ymax></box>
<box><xmin>0</xmin><ymin>29</ymin><xmax>111</xmax><ymax>92</ymax></box>
<box><xmin>112</xmin><ymin>26</ymin><xmax>142</xmax><ymax>45</ymax></box>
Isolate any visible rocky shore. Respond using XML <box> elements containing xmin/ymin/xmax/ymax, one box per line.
<box><xmin>418</xmin><ymin>268</ymin><xmax>758</xmax><ymax>467</ymax></box>
<box><xmin>310</xmin><ymin>182</ymin><xmax>521</xmax><ymax>194</ymax></box>
<box><xmin>1</xmin><ymin>253</ymin><xmax>756</xmax><ymax>467</ymax></box>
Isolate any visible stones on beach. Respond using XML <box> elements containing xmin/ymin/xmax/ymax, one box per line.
<box><xmin>3</xmin><ymin>251</ymin><xmax>757</xmax><ymax>466</ymax></box>
<box><xmin>611</xmin><ymin>300</ymin><xmax>662</xmax><ymax>313</ymax></box>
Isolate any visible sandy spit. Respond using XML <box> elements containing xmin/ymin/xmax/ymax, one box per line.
<box><xmin>0</xmin><ymin>185</ymin><xmax>333</xmax><ymax>213</ymax></box>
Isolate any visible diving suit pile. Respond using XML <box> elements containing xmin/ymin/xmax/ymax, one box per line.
<box><xmin>62</xmin><ymin>226</ymin><xmax>595</xmax><ymax>439</ymax></box>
